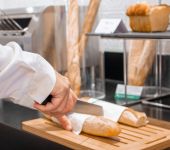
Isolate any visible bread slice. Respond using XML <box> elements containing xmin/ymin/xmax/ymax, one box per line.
<box><xmin>126</xmin><ymin>2</ymin><xmax>170</xmax><ymax>32</ymax></box>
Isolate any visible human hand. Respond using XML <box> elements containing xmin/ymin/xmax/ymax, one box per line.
<box><xmin>34</xmin><ymin>72</ymin><xmax>77</xmax><ymax>130</ymax></box>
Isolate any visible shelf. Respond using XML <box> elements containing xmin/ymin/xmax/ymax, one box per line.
<box><xmin>87</xmin><ymin>31</ymin><xmax>170</xmax><ymax>109</ymax></box>
<box><xmin>87</xmin><ymin>31</ymin><xmax>170</xmax><ymax>39</ymax></box>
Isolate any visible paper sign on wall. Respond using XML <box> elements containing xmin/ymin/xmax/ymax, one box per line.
<box><xmin>95</xmin><ymin>18</ymin><xmax>127</xmax><ymax>34</ymax></box>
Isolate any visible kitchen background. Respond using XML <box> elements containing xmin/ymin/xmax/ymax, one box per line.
<box><xmin>1</xmin><ymin>0</ymin><xmax>170</xmax><ymax>53</ymax></box>
<box><xmin>1</xmin><ymin>0</ymin><xmax>170</xmax><ymax>82</ymax></box>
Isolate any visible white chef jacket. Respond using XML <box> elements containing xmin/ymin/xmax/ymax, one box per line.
<box><xmin>0</xmin><ymin>42</ymin><xmax>56</xmax><ymax>108</ymax></box>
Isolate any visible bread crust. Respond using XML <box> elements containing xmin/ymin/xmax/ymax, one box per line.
<box><xmin>126</xmin><ymin>2</ymin><xmax>150</xmax><ymax>16</ymax></box>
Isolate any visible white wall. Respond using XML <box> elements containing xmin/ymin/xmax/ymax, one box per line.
<box><xmin>0</xmin><ymin>0</ymin><xmax>91</xmax><ymax>9</ymax></box>
<box><xmin>0</xmin><ymin>0</ymin><xmax>63</xmax><ymax>9</ymax></box>
<box><xmin>2</xmin><ymin>0</ymin><xmax>170</xmax><ymax>9</ymax></box>
<box><xmin>0</xmin><ymin>0</ymin><xmax>170</xmax><ymax>11</ymax></box>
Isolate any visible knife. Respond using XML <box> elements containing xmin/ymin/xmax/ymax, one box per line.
<box><xmin>42</xmin><ymin>95</ymin><xmax>104</xmax><ymax>116</ymax></box>
<box><xmin>72</xmin><ymin>100</ymin><xmax>104</xmax><ymax>116</ymax></box>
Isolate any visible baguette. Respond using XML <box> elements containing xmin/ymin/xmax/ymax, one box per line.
<box><xmin>128</xmin><ymin>40</ymin><xmax>145</xmax><ymax>85</ymax></box>
<box><xmin>128</xmin><ymin>39</ymin><xmax>157</xmax><ymax>86</ymax></box>
<box><xmin>119</xmin><ymin>108</ymin><xmax>148</xmax><ymax>127</ymax></box>
<box><xmin>43</xmin><ymin>114</ymin><xmax>121</xmax><ymax>137</ymax></box>
<box><xmin>79</xmin><ymin>0</ymin><xmax>101</xmax><ymax>56</ymax></box>
<box><xmin>66</xmin><ymin>0</ymin><xmax>81</xmax><ymax>96</ymax></box>
<box><xmin>135</xmin><ymin>39</ymin><xmax>157</xmax><ymax>85</ymax></box>
<box><xmin>83</xmin><ymin>116</ymin><xmax>121</xmax><ymax>137</ymax></box>
<box><xmin>66</xmin><ymin>0</ymin><xmax>100</xmax><ymax>96</ymax></box>
<box><xmin>80</xmin><ymin>97</ymin><xmax>148</xmax><ymax>127</ymax></box>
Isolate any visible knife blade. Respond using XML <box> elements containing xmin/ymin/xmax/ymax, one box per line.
<box><xmin>72</xmin><ymin>100</ymin><xmax>104</xmax><ymax>116</ymax></box>
<box><xmin>42</xmin><ymin>95</ymin><xmax>104</xmax><ymax>116</ymax></box>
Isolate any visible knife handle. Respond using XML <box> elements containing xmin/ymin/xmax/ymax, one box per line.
<box><xmin>41</xmin><ymin>95</ymin><xmax>52</xmax><ymax>105</ymax></box>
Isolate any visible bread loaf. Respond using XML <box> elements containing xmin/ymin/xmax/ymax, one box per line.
<box><xmin>126</xmin><ymin>2</ymin><xmax>170</xmax><ymax>32</ymax></box>
<box><xmin>43</xmin><ymin>114</ymin><xmax>121</xmax><ymax>137</ymax></box>
<box><xmin>119</xmin><ymin>108</ymin><xmax>148</xmax><ymax>127</ymax></box>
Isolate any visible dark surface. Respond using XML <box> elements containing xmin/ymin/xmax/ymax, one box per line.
<box><xmin>131</xmin><ymin>103</ymin><xmax>170</xmax><ymax>121</ymax></box>
<box><xmin>0</xmin><ymin>100</ymin><xmax>71</xmax><ymax>150</ymax></box>
<box><xmin>0</xmin><ymin>123</ymin><xmax>70</xmax><ymax>150</ymax></box>
<box><xmin>104</xmin><ymin>52</ymin><xmax>123</xmax><ymax>81</ymax></box>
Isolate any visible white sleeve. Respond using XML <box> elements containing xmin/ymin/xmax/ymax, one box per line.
<box><xmin>0</xmin><ymin>42</ymin><xmax>56</xmax><ymax>108</ymax></box>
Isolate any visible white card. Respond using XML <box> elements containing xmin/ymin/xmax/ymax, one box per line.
<box><xmin>95</xmin><ymin>18</ymin><xmax>127</xmax><ymax>34</ymax></box>
<box><xmin>115</xmin><ymin>84</ymin><xmax>143</xmax><ymax>100</ymax></box>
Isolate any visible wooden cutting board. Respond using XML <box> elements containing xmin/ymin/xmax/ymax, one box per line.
<box><xmin>22</xmin><ymin>118</ymin><xmax>170</xmax><ymax>150</ymax></box>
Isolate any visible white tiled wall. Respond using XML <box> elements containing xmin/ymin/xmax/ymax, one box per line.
<box><xmin>1</xmin><ymin>0</ymin><xmax>170</xmax><ymax>53</ymax></box>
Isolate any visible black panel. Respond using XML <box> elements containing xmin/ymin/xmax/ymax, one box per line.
<box><xmin>0</xmin><ymin>123</ymin><xmax>71</xmax><ymax>150</ymax></box>
<box><xmin>104</xmin><ymin>52</ymin><xmax>123</xmax><ymax>81</ymax></box>
<box><xmin>14</xmin><ymin>18</ymin><xmax>31</xmax><ymax>28</ymax></box>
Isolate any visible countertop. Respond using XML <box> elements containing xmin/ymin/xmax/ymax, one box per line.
<box><xmin>0</xmin><ymin>99</ymin><xmax>70</xmax><ymax>150</ymax></box>
<box><xmin>0</xmin><ymin>100</ymin><xmax>170</xmax><ymax>150</ymax></box>
<box><xmin>0</xmin><ymin>80</ymin><xmax>170</xmax><ymax>149</ymax></box>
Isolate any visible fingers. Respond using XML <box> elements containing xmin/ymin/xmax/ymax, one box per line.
<box><xmin>34</xmin><ymin>87</ymin><xmax>77</xmax><ymax>115</ymax></box>
<box><xmin>33</xmin><ymin>102</ymin><xmax>55</xmax><ymax>112</ymax></box>
<box><xmin>53</xmin><ymin>89</ymin><xmax>76</xmax><ymax>113</ymax></box>
<box><xmin>33</xmin><ymin>91</ymin><xmax>69</xmax><ymax>113</ymax></box>
<box><xmin>63</xmin><ymin>89</ymin><xmax>77</xmax><ymax>112</ymax></box>
<box><xmin>56</xmin><ymin>115</ymin><xmax>72</xmax><ymax>131</ymax></box>
<box><xmin>34</xmin><ymin>73</ymin><xmax>77</xmax><ymax>131</ymax></box>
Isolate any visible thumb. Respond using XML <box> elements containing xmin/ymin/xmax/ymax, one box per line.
<box><xmin>56</xmin><ymin>115</ymin><xmax>72</xmax><ymax>131</ymax></box>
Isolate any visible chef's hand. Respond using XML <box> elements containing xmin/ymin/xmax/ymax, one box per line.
<box><xmin>34</xmin><ymin>73</ymin><xmax>77</xmax><ymax>131</ymax></box>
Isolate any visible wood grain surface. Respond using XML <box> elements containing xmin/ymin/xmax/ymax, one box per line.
<box><xmin>22</xmin><ymin>118</ymin><xmax>170</xmax><ymax>150</ymax></box>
